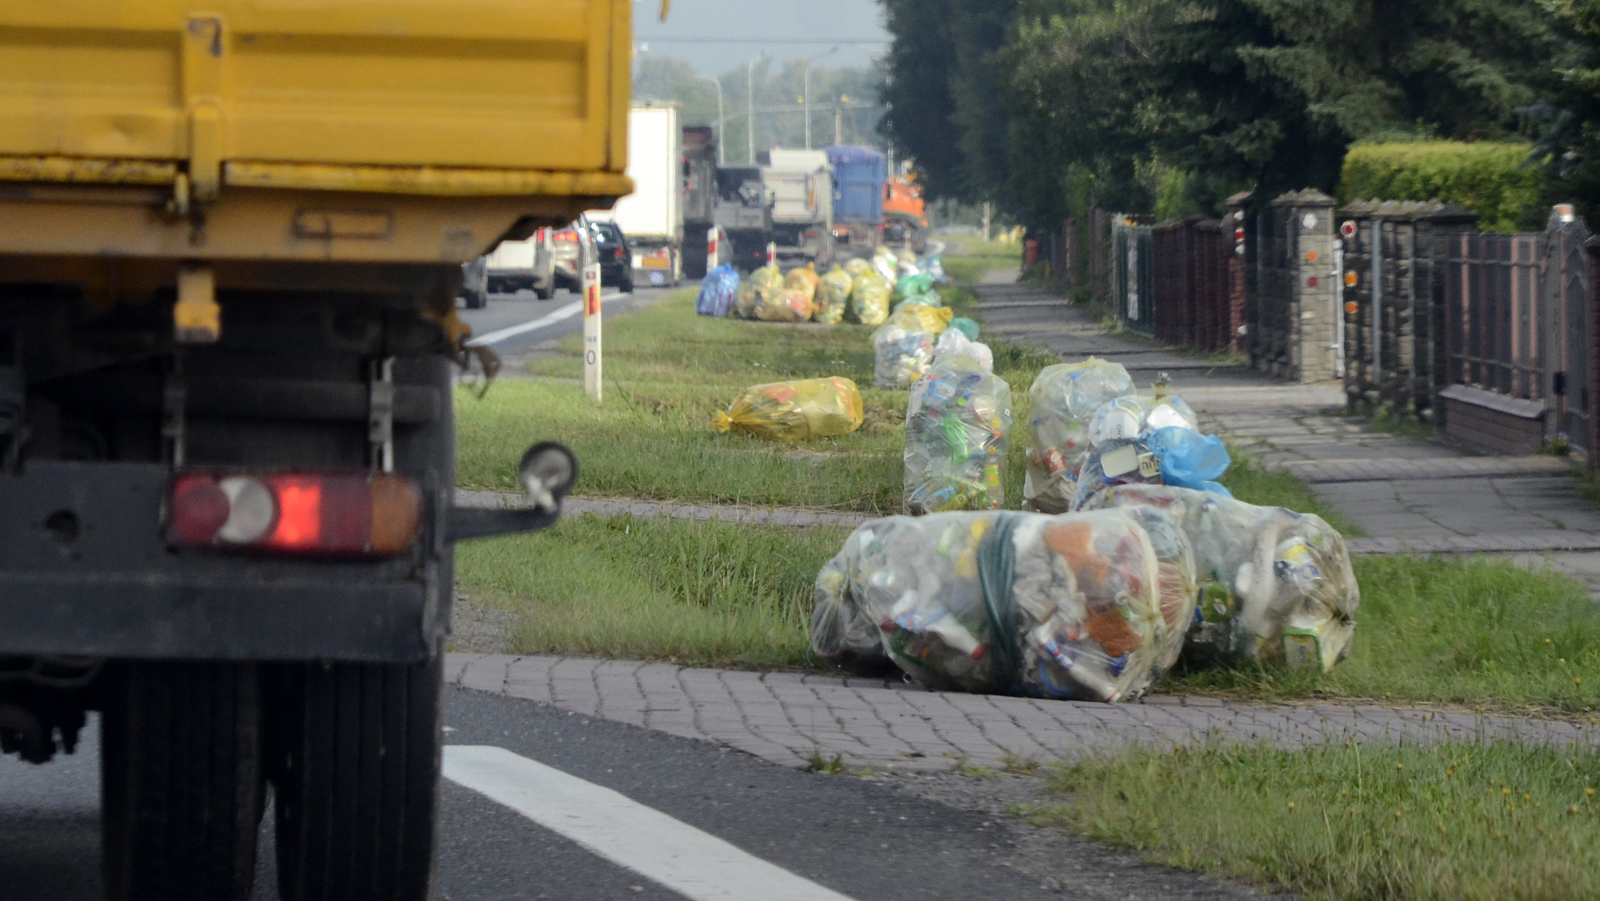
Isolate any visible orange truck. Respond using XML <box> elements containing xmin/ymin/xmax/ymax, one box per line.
<box><xmin>882</xmin><ymin>175</ymin><xmax>929</xmax><ymax>253</ymax></box>
<box><xmin>0</xmin><ymin>3</ymin><xmax>631</xmax><ymax>898</ymax></box>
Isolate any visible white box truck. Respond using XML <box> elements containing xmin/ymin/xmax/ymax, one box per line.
<box><xmin>592</xmin><ymin>103</ymin><xmax>684</xmax><ymax>288</ymax></box>
<box><xmin>762</xmin><ymin>149</ymin><xmax>835</xmax><ymax>265</ymax></box>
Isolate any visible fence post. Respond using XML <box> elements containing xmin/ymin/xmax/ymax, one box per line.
<box><xmin>1420</xmin><ymin>203</ymin><xmax>1479</xmax><ymax>428</ymax></box>
<box><xmin>1587</xmin><ymin>235</ymin><xmax>1600</xmax><ymax>471</ymax></box>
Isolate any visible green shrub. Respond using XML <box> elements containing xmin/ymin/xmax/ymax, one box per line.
<box><xmin>1338</xmin><ymin>142</ymin><xmax>1544</xmax><ymax>232</ymax></box>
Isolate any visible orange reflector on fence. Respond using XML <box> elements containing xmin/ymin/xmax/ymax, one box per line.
<box><xmin>1345</xmin><ymin>301</ymin><xmax>1360</xmax><ymax>315</ymax></box>
<box><xmin>1345</xmin><ymin>271</ymin><xmax>1359</xmax><ymax>287</ymax></box>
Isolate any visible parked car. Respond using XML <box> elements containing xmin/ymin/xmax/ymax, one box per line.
<box><xmin>484</xmin><ymin>227</ymin><xmax>556</xmax><ymax>299</ymax></box>
<box><xmin>552</xmin><ymin>224</ymin><xmax>583</xmax><ymax>292</ymax></box>
<box><xmin>461</xmin><ymin>254</ymin><xmax>489</xmax><ymax>309</ymax></box>
<box><xmin>589</xmin><ymin>219</ymin><xmax>634</xmax><ymax>292</ymax></box>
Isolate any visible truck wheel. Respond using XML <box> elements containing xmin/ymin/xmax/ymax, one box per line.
<box><xmin>535</xmin><ymin>282</ymin><xmax>554</xmax><ymax>300</ymax></box>
<box><xmin>101</xmin><ymin>662</ymin><xmax>262</xmax><ymax>901</ymax></box>
<box><xmin>268</xmin><ymin>652</ymin><xmax>443</xmax><ymax>901</ymax></box>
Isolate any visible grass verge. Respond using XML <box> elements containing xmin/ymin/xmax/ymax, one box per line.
<box><xmin>1024</xmin><ymin>740</ymin><xmax>1600</xmax><ymax>901</ymax></box>
<box><xmin>456</xmin><ymin>513</ymin><xmax>848</xmax><ymax>668</ymax></box>
<box><xmin>1165</xmin><ymin>554</ymin><xmax>1600</xmax><ymax>714</ymax></box>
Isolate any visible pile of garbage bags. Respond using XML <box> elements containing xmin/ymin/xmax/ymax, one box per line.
<box><xmin>811</xmin><ymin>508</ymin><xmax>1196</xmax><ymax>701</ymax></box>
<box><xmin>715</xmin><ymin>377</ymin><xmax>864</xmax><ymax>441</ymax></box>
<box><xmin>903</xmin><ymin>356</ymin><xmax>1011</xmax><ymax>515</ymax></box>
<box><xmin>1086</xmin><ymin>485</ymin><xmax>1358</xmax><ymax>672</ymax></box>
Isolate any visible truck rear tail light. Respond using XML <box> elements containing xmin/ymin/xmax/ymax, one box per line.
<box><xmin>168</xmin><ymin>472</ymin><xmax>422</xmax><ymax>556</ymax></box>
<box><xmin>554</xmin><ymin>231</ymin><xmax>578</xmax><ymax>243</ymax></box>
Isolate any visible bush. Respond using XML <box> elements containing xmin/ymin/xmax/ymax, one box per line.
<box><xmin>1338</xmin><ymin>142</ymin><xmax>1544</xmax><ymax>232</ymax></box>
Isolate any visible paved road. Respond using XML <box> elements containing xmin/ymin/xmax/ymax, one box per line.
<box><xmin>458</xmin><ymin>283</ymin><xmax>679</xmax><ymax>374</ymax></box>
<box><xmin>0</xmin><ymin>687</ymin><xmax>1275</xmax><ymax>901</ymax></box>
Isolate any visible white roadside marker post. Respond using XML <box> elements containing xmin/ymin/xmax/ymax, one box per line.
<box><xmin>766</xmin><ymin>241</ymin><xmax>777</xmax><ymax>267</ymax></box>
<box><xmin>582</xmin><ymin>226</ymin><xmax>603</xmax><ymax>402</ymax></box>
<box><xmin>708</xmin><ymin>226</ymin><xmax>719</xmax><ymax>269</ymax></box>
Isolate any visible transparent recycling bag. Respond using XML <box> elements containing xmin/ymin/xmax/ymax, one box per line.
<box><xmin>810</xmin><ymin>509</ymin><xmax>1197</xmax><ymax>702</ymax></box>
<box><xmin>1074</xmin><ymin>426</ymin><xmax>1232</xmax><ymax>510</ymax></box>
<box><xmin>1023</xmin><ymin>359</ymin><xmax>1135</xmax><ymax>514</ymax></box>
<box><xmin>1084</xmin><ymin>484</ymin><xmax>1358</xmax><ymax>672</ymax></box>
<box><xmin>814</xmin><ymin>266</ymin><xmax>853</xmax><ymax>325</ymax></box>
<box><xmin>932</xmin><ymin>328</ymin><xmax>993</xmax><ymax>372</ymax></box>
<box><xmin>714</xmin><ymin>377</ymin><xmax>864</xmax><ymax>441</ymax></box>
<box><xmin>753</xmin><ymin>288</ymin><xmax>815</xmax><ymax>323</ymax></box>
<box><xmin>695</xmin><ymin>264</ymin><xmax>740</xmax><ymax>318</ymax></box>
<box><xmin>903</xmin><ymin>357</ymin><xmax>1011</xmax><ymax>514</ymax></box>
<box><xmin>734</xmin><ymin>264</ymin><xmax>782</xmax><ymax>319</ymax></box>
<box><xmin>849</xmin><ymin>273</ymin><xmax>891</xmax><ymax>325</ymax></box>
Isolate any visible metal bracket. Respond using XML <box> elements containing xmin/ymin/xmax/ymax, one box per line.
<box><xmin>162</xmin><ymin>357</ymin><xmax>187</xmax><ymax>468</ymax></box>
<box><xmin>369</xmin><ymin>356</ymin><xmax>395</xmax><ymax>472</ymax></box>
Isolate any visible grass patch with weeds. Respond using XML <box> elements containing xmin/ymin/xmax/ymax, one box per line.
<box><xmin>456</xmin><ymin>513</ymin><xmax>848</xmax><ymax>668</ymax></box>
<box><xmin>1026</xmin><ymin>739</ymin><xmax>1600</xmax><ymax>901</ymax></box>
<box><xmin>1166</xmin><ymin>554</ymin><xmax>1600</xmax><ymax>714</ymax></box>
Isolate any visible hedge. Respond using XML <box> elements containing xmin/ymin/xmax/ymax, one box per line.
<box><xmin>1338</xmin><ymin>141</ymin><xmax>1544</xmax><ymax>233</ymax></box>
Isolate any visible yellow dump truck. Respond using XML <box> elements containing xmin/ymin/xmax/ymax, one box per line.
<box><xmin>0</xmin><ymin>4</ymin><xmax>630</xmax><ymax>898</ymax></box>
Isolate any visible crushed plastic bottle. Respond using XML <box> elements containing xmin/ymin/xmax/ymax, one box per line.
<box><xmin>1085</xmin><ymin>484</ymin><xmax>1359</xmax><ymax>672</ymax></box>
<box><xmin>810</xmin><ymin>508</ymin><xmax>1196</xmax><ymax>702</ymax></box>
<box><xmin>1022</xmin><ymin>359</ymin><xmax>1135</xmax><ymax>514</ymax></box>
<box><xmin>714</xmin><ymin>377</ymin><xmax>864</xmax><ymax>441</ymax></box>
<box><xmin>903</xmin><ymin>356</ymin><xmax>1011</xmax><ymax>514</ymax></box>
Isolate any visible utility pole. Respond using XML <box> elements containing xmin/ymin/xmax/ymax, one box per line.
<box><xmin>834</xmin><ymin>105</ymin><xmax>842</xmax><ymax>145</ymax></box>
<box><xmin>802</xmin><ymin>46</ymin><xmax>838</xmax><ymax>150</ymax></box>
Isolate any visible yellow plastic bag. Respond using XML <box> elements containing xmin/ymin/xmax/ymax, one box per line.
<box><xmin>714</xmin><ymin>377</ymin><xmax>865</xmax><ymax>441</ymax></box>
<box><xmin>885</xmin><ymin>303</ymin><xmax>952</xmax><ymax>336</ymax></box>
<box><xmin>814</xmin><ymin>266</ymin><xmax>853</xmax><ymax>324</ymax></box>
<box><xmin>784</xmin><ymin>266</ymin><xmax>819</xmax><ymax>302</ymax></box>
<box><xmin>843</xmin><ymin>258</ymin><xmax>872</xmax><ymax>278</ymax></box>
<box><xmin>735</xmin><ymin>264</ymin><xmax>782</xmax><ymax>319</ymax></box>
<box><xmin>849</xmin><ymin>273</ymin><xmax>891</xmax><ymax>325</ymax></box>
<box><xmin>754</xmin><ymin>288</ymin><xmax>815</xmax><ymax>322</ymax></box>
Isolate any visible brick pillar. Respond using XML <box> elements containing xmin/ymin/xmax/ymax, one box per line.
<box><xmin>1225</xmin><ymin>192</ymin><xmax>1251</xmax><ymax>355</ymax></box>
<box><xmin>1273</xmin><ymin>190</ymin><xmax>1338</xmax><ymax>382</ymax></box>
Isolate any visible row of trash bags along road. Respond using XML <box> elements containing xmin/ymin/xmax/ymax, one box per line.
<box><xmin>697</xmin><ymin>258</ymin><xmax>1359</xmax><ymax>700</ymax></box>
<box><xmin>813</xmin><ymin>356</ymin><xmax>1359</xmax><ymax>703</ymax></box>
<box><xmin>696</xmin><ymin>246</ymin><xmax>947</xmax><ymax>327</ymax></box>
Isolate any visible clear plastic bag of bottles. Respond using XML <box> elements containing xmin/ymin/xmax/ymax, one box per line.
<box><xmin>903</xmin><ymin>357</ymin><xmax>1011</xmax><ymax>514</ymax></box>
<box><xmin>872</xmin><ymin>318</ymin><xmax>935</xmax><ymax>389</ymax></box>
<box><xmin>814</xmin><ymin>266</ymin><xmax>853</xmax><ymax>324</ymax></box>
<box><xmin>1085</xmin><ymin>484</ymin><xmax>1358</xmax><ymax>672</ymax></box>
<box><xmin>850</xmin><ymin>273</ymin><xmax>891</xmax><ymax>325</ymax></box>
<box><xmin>1022</xmin><ymin>359</ymin><xmax>1135</xmax><ymax>514</ymax></box>
<box><xmin>696</xmin><ymin>264</ymin><xmax>740</xmax><ymax>318</ymax></box>
<box><xmin>809</xmin><ymin>509</ymin><xmax>1196</xmax><ymax>702</ymax></box>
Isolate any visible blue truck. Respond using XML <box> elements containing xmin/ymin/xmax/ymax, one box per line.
<box><xmin>826</xmin><ymin>145</ymin><xmax>888</xmax><ymax>250</ymax></box>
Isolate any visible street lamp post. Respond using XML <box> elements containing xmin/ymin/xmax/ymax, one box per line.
<box><xmin>802</xmin><ymin>46</ymin><xmax>839</xmax><ymax>150</ymax></box>
<box><xmin>746</xmin><ymin>54</ymin><xmax>764</xmax><ymax>164</ymax></box>
<box><xmin>696</xmin><ymin>73</ymin><xmax>725</xmax><ymax>165</ymax></box>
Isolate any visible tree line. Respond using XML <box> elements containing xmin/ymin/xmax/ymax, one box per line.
<box><xmin>878</xmin><ymin>0</ymin><xmax>1600</xmax><ymax>230</ymax></box>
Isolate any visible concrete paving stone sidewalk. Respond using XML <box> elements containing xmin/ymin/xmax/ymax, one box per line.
<box><xmin>447</xmin><ymin>653</ymin><xmax>1600</xmax><ymax>774</ymax></box>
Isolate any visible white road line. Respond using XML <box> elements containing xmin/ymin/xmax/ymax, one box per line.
<box><xmin>465</xmin><ymin>292</ymin><xmax>626</xmax><ymax>346</ymax></box>
<box><xmin>443</xmin><ymin>746</ymin><xmax>858</xmax><ymax>901</ymax></box>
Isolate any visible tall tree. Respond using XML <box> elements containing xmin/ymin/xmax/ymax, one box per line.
<box><xmin>1532</xmin><ymin>1</ymin><xmax>1600</xmax><ymax>221</ymax></box>
<box><xmin>878</xmin><ymin>0</ymin><xmax>966</xmax><ymax>199</ymax></box>
<box><xmin>1155</xmin><ymin>0</ymin><xmax>1560</xmax><ymax>198</ymax></box>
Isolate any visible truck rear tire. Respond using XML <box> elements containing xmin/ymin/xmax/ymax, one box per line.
<box><xmin>101</xmin><ymin>662</ymin><xmax>263</xmax><ymax>901</ymax></box>
<box><xmin>268</xmin><ymin>652</ymin><xmax>443</xmax><ymax>901</ymax></box>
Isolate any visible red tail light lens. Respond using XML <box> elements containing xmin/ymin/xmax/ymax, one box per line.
<box><xmin>168</xmin><ymin>471</ymin><xmax>422</xmax><ymax>556</ymax></box>
<box><xmin>554</xmin><ymin>231</ymin><xmax>578</xmax><ymax>243</ymax></box>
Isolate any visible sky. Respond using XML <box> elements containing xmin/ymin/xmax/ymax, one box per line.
<box><xmin>632</xmin><ymin>0</ymin><xmax>890</xmax><ymax>77</ymax></box>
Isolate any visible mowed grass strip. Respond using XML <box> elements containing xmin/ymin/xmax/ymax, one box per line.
<box><xmin>456</xmin><ymin>287</ymin><xmax>1059</xmax><ymax>511</ymax></box>
<box><xmin>1165</xmin><ymin>554</ymin><xmax>1600</xmax><ymax>714</ymax></box>
<box><xmin>1025</xmin><ymin>740</ymin><xmax>1600</xmax><ymax>901</ymax></box>
<box><xmin>457</xmin><ymin>513</ymin><xmax>849</xmax><ymax>668</ymax></box>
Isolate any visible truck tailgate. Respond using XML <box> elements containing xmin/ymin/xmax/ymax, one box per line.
<box><xmin>0</xmin><ymin>1</ymin><xmax>629</xmax><ymax>186</ymax></box>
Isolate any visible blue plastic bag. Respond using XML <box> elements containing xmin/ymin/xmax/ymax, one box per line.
<box><xmin>1147</xmin><ymin>427</ymin><xmax>1233</xmax><ymax>496</ymax></box>
<box><xmin>696</xmin><ymin>264</ymin><xmax>740</xmax><ymax>317</ymax></box>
